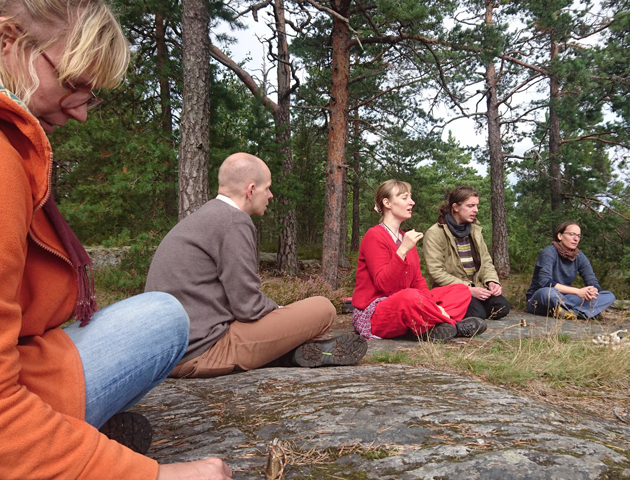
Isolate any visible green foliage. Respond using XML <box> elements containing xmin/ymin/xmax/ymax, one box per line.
<box><xmin>93</xmin><ymin>232</ymin><xmax>162</xmax><ymax>307</ymax></box>
<box><xmin>370</xmin><ymin>351</ymin><xmax>413</xmax><ymax>364</ymax></box>
<box><xmin>43</xmin><ymin>0</ymin><xmax>629</xmax><ymax>294</ymax></box>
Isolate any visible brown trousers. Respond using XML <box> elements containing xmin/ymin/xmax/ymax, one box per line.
<box><xmin>170</xmin><ymin>296</ymin><xmax>335</xmax><ymax>378</ymax></box>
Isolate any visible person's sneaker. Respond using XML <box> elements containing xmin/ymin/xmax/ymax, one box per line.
<box><xmin>422</xmin><ymin>322</ymin><xmax>457</xmax><ymax>343</ymax></box>
<box><xmin>292</xmin><ymin>333</ymin><xmax>367</xmax><ymax>367</ymax></box>
<box><xmin>98</xmin><ymin>412</ymin><xmax>153</xmax><ymax>454</ymax></box>
<box><xmin>341</xmin><ymin>297</ymin><xmax>354</xmax><ymax>314</ymax></box>
<box><xmin>553</xmin><ymin>305</ymin><xmax>578</xmax><ymax>321</ymax></box>
<box><xmin>455</xmin><ymin>317</ymin><xmax>487</xmax><ymax>338</ymax></box>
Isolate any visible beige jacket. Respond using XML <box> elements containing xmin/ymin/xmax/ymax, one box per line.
<box><xmin>423</xmin><ymin>222</ymin><xmax>500</xmax><ymax>288</ymax></box>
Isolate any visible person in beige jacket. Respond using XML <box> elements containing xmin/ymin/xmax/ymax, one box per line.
<box><xmin>423</xmin><ymin>186</ymin><xmax>510</xmax><ymax>320</ymax></box>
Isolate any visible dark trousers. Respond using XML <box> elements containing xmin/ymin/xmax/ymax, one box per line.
<box><xmin>465</xmin><ymin>295</ymin><xmax>510</xmax><ymax>320</ymax></box>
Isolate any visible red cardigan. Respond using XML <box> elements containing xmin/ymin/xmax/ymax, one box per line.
<box><xmin>0</xmin><ymin>90</ymin><xmax>157</xmax><ymax>479</ymax></box>
<box><xmin>353</xmin><ymin>225</ymin><xmax>430</xmax><ymax>309</ymax></box>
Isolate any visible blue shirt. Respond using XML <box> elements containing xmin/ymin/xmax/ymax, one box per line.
<box><xmin>526</xmin><ymin>245</ymin><xmax>601</xmax><ymax>300</ymax></box>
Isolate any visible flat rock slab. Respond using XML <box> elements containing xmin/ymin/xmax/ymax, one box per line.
<box><xmin>342</xmin><ymin>311</ymin><xmax>630</xmax><ymax>355</ymax></box>
<box><xmin>136</xmin><ymin>365</ymin><xmax>630</xmax><ymax>479</ymax></box>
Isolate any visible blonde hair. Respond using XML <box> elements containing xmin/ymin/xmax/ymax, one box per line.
<box><xmin>0</xmin><ymin>0</ymin><xmax>130</xmax><ymax>104</ymax></box>
<box><xmin>374</xmin><ymin>180</ymin><xmax>411</xmax><ymax>221</ymax></box>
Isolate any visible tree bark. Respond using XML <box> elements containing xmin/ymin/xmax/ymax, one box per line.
<box><xmin>155</xmin><ymin>12</ymin><xmax>178</xmax><ymax>219</ymax></box>
<box><xmin>350</xmin><ymin>110</ymin><xmax>361</xmax><ymax>252</ymax></box>
<box><xmin>155</xmin><ymin>13</ymin><xmax>173</xmax><ymax>137</ymax></box>
<box><xmin>549</xmin><ymin>33</ymin><xmax>562</xmax><ymax>212</ymax></box>
<box><xmin>485</xmin><ymin>0</ymin><xmax>510</xmax><ymax>278</ymax></box>
<box><xmin>178</xmin><ymin>0</ymin><xmax>210</xmax><ymax>220</ymax></box>
<box><xmin>274</xmin><ymin>0</ymin><xmax>299</xmax><ymax>275</ymax></box>
<box><xmin>339</xmin><ymin>170</ymin><xmax>349</xmax><ymax>268</ymax></box>
<box><xmin>322</xmin><ymin>0</ymin><xmax>351</xmax><ymax>288</ymax></box>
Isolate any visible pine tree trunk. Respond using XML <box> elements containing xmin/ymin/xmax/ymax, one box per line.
<box><xmin>485</xmin><ymin>0</ymin><xmax>510</xmax><ymax>278</ymax></box>
<box><xmin>155</xmin><ymin>13</ymin><xmax>173</xmax><ymax>137</ymax></box>
<box><xmin>155</xmin><ymin>12</ymin><xmax>177</xmax><ymax>219</ymax></box>
<box><xmin>350</xmin><ymin>112</ymin><xmax>361</xmax><ymax>252</ymax></box>
<box><xmin>339</xmin><ymin>171</ymin><xmax>349</xmax><ymax>268</ymax></box>
<box><xmin>178</xmin><ymin>0</ymin><xmax>210</xmax><ymax>220</ymax></box>
<box><xmin>549</xmin><ymin>33</ymin><xmax>562</xmax><ymax>212</ymax></box>
<box><xmin>274</xmin><ymin>0</ymin><xmax>299</xmax><ymax>275</ymax></box>
<box><xmin>322</xmin><ymin>0</ymin><xmax>351</xmax><ymax>288</ymax></box>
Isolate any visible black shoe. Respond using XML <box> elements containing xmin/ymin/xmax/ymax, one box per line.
<box><xmin>292</xmin><ymin>333</ymin><xmax>368</xmax><ymax>367</ymax></box>
<box><xmin>422</xmin><ymin>322</ymin><xmax>457</xmax><ymax>343</ymax></box>
<box><xmin>455</xmin><ymin>317</ymin><xmax>487</xmax><ymax>338</ymax></box>
<box><xmin>99</xmin><ymin>412</ymin><xmax>153</xmax><ymax>454</ymax></box>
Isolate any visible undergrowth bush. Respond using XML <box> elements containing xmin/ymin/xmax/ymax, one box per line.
<box><xmin>261</xmin><ymin>275</ymin><xmax>347</xmax><ymax>312</ymax></box>
<box><xmin>94</xmin><ymin>232</ymin><xmax>160</xmax><ymax>306</ymax></box>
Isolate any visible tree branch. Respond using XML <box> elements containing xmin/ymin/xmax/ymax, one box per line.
<box><xmin>562</xmin><ymin>193</ymin><xmax>630</xmax><ymax>222</ymax></box>
<box><xmin>560</xmin><ymin>133</ymin><xmax>630</xmax><ymax>149</ymax></box>
<box><xmin>208</xmin><ymin>44</ymin><xmax>278</xmax><ymax>113</ymax></box>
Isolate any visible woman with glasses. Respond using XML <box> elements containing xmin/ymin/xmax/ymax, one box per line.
<box><xmin>0</xmin><ymin>0</ymin><xmax>231</xmax><ymax>478</ymax></box>
<box><xmin>526</xmin><ymin>221</ymin><xmax>616</xmax><ymax>320</ymax></box>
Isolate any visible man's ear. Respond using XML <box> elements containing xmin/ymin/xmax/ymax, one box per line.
<box><xmin>245</xmin><ymin>182</ymin><xmax>255</xmax><ymax>201</ymax></box>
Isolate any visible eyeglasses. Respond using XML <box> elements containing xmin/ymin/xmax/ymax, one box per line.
<box><xmin>563</xmin><ymin>232</ymin><xmax>582</xmax><ymax>239</ymax></box>
<box><xmin>40</xmin><ymin>51</ymin><xmax>102</xmax><ymax>110</ymax></box>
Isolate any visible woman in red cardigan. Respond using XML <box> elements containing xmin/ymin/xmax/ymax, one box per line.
<box><xmin>352</xmin><ymin>180</ymin><xmax>487</xmax><ymax>343</ymax></box>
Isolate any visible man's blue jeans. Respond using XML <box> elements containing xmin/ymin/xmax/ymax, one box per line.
<box><xmin>63</xmin><ymin>292</ymin><xmax>189</xmax><ymax>428</ymax></box>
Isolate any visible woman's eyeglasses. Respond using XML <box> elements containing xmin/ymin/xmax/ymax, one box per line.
<box><xmin>40</xmin><ymin>51</ymin><xmax>102</xmax><ymax>110</ymax></box>
<box><xmin>563</xmin><ymin>232</ymin><xmax>582</xmax><ymax>239</ymax></box>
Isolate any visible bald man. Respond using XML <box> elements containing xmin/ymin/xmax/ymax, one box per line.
<box><xmin>145</xmin><ymin>153</ymin><xmax>367</xmax><ymax>378</ymax></box>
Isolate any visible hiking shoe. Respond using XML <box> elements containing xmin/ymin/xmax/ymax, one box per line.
<box><xmin>292</xmin><ymin>333</ymin><xmax>367</xmax><ymax>367</ymax></box>
<box><xmin>422</xmin><ymin>322</ymin><xmax>457</xmax><ymax>343</ymax></box>
<box><xmin>553</xmin><ymin>305</ymin><xmax>577</xmax><ymax>321</ymax></box>
<box><xmin>341</xmin><ymin>297</ymin><xmax>354</xmax><ymax>314</ymax></box>
<box><xmin>455</xmin><ymin>317</ymin><xmax>487</xmax><ymax>338</ymax></box>
<box><xmin>99</xmin><ymin>412</ymin><xmax>153</xmax><ymax>454</ymax></box>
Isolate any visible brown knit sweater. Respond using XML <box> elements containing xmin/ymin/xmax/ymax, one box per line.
<box><xmin>145</xmin><ymin>199</ymin><xmax>278</xmax><ymax>363</ymax></box>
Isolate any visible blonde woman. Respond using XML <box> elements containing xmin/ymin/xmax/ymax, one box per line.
<box><xmin>0</xmin><ymin>1</ymin><xmax>230</xmax><ymax>478</ymax></box>
<box><xmin>352</xmin><ymin>180</ymin><xmax>486</xmax><ymax>343</ymax></box>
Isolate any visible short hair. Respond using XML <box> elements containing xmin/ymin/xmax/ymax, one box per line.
<box><xmin>437</xmin><ymin>186</ymin><xmax>479</xmax><ymax>223</ymax></box>
<box><xmin>218</xmin><ymin>153</ymin><xmax>267</xmax><ymax>194</ymax></box>
<box><xmin>554</xmin><ymin>221</ymin><xmax>580</xmax><ymax>240</ymax></box>
<box><xmin>0</xmin><ymin>0</ymin><xmax>130</xmax><ymax>104</ymax></box>
<box><xmin>374</xmin><ymin>179</ymin><xmax>411</xmax><ymax>221</ymax></box>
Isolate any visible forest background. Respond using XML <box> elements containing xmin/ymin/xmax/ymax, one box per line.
<box><xmin>50</xmin><ymin>0</ymin><xmax>630</xmax><ymax>304</ymax></box>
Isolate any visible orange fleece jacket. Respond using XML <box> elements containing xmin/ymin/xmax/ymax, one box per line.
<box><xmin>0</xmin><ymin>89</ymin><xmax>159</xmax><ymax>479</ymax></box>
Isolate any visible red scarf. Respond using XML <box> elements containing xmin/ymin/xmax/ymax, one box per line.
<box><xmin>43</xmin><ymin>196</ymin><xmax>98</xmax><ymax>326</ymax></box>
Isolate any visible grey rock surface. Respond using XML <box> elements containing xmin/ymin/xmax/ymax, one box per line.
<box><xmin>136</xmin><ymin>362</ymin><xmax>630</xmax><ymax>479</ymax></box>
<box><xmin>357</xmin><ymin>310</ymin><xmax>630</xmax><ymax>355</ymax></box>
<box><xmin>85</xmin><ymin>246</ymin><xmax>130</xmax><ymax>269</ymax></box>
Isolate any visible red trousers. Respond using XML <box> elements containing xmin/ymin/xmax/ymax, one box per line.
<box><xmin>370</xmin><ymin>284</ymin><xmax>470</xmax><ymax>338</ymax></box>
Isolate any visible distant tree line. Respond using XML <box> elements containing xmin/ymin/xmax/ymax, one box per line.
<box><xmin>52</xmin><ymin>0</ymin><xmax>630</xmax><ymax>289</ymax></box>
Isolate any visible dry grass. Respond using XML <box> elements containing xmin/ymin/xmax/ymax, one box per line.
<box><xmin>260</xmin><ymin>273</ymin><xmax>348</xmax><ymax>312</ymax></box>
<box><xmin>369</xmin><ymin>329</ymin><xmax>630</xmax><ymax>422</ymax></box>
